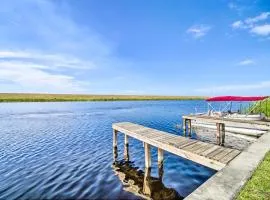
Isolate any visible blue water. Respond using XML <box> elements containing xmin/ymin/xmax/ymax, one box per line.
<box><xmin>0</xmin><ymin>101</ymin><xmax>215</xmax><ymax>199</ymax></box>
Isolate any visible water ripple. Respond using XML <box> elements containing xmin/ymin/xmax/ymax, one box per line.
<box><xmin>0</xmin><ymin>101</ymin><xmax>216</xmax><ymax>199</ymax></box>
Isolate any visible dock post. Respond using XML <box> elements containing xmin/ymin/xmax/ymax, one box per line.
<box><xmin>216</xmin><ymin>123</ymin><xmax>225</xmax><ymax>145</ymax></box>
<box><xmin>183</xmin><ymin>118</ymin><xmax>187</xmax><ymax>136</ymax></box>
<box><xmin>221</xmin><ymin>123</ymin><xmax>225</xmax><ymax>146</ymax></box>
<box><xmin>113</xmin><ymin>129</ymin><xmax>118</xmax><ymax>162</ymax></box>
<box><xmin>158</xmin><ymin>162</ymin><xmax>164</xmax><ymax>181</ymax></box>
<box><xmin>158</xmin><ymin>148</ymin><xmax>164</xmax><ymax>166</ymax></box>
<box><xmin>144</xmin><ymin>143</ymin><xmax>151</xmax><ymax>168</ymax></box>
<box><xmin>124</xmin><ymin>134</ymin><xmax>129</xmax><ymax>161</ymax></box>
<box><xmin>216</xmin><ymin>123</ymin><xmax>221</xmax><ymax>145</ymax></box>
<box><xmin>188</xmin><ymin>119</ymin><xmax>192</xmax><ymax>137</ymax></box>
<box><xmin>113</xmin><ymin>129</ymin><xmax>118</xmax><ymax>148</ymax></box>
<box><xmin>113</xmin><ymin>146</ymin><xmax>118</xmax><ymax>163</ymax></box>
<box><xmin>143</xmin><ymin>167</ymin><xmax>151</xmax><ymax>196</ymax></box>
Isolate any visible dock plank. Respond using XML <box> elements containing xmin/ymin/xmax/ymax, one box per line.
<box><xmin>219</xmin><ymin>149</ymin><xmax>240</xmax><ymax>163</ymax></box>
<box><xmin>186</xmin><ymin>142</ymin><xmax>208</xmax><ymax>152</ymax></box>
<box><xmin>212</xmin><ymin>148</ymin><xmax>234</xmax><ymax>161</ymax></box>
<box><xmin>112</xmin><ymin>122</ymin><xmax>241</xmax><ymax>170</ymax></box>
<box><xmin>207</xmin><ymin>147</ymin><xmax>226</xmax><ymax>159</ymax></box>
<box><xmin>194</xmin><ymin>143</ymin><xmax>214</xmax><ymax>155</ymax></box>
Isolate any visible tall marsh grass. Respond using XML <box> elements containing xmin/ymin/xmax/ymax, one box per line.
<box><xmin>0</xmin><ymin>93</ymin><xmax>206</xmax><ymax>102</ymax></box>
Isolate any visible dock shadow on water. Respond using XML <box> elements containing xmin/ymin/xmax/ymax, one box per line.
<box><xmin>113</xmin><ymin>145</ymin><xmax>183</xmax><ymax>200</ymax></box>
<box><xmin>112</xmin><ymin>160</ymin><xmax>183</xmax><ymax>200</ymax></box>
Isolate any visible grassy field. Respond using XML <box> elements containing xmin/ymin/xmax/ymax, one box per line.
<box><xmin>237</xmin><ymin>151</ymin><xmax>270</xmax><ymax>200</ymax></box>
<box><xmin>0</xmin><ymin>93</ymin><xmax>206</xmax><ymax>102</ymax></box>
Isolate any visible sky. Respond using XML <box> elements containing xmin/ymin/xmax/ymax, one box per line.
<box><xmin>0</xmin><ymin>0</ymin><xmax>269</xmax><ymax>96</ymax></box>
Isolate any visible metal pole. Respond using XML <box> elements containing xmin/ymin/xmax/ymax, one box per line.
<box><xmin>266</xmin><ymin>98</ymin><xmax>269</xmax><ymax>117</ymax></box>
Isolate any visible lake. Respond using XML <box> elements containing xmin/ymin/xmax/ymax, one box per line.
<box><xmin>0</xmin><ymin>100</ymin><xmax>215</xmax><ymax>199</ymax></box>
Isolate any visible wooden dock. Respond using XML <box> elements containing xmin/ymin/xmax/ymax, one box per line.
<box><xmin>183</xmin><ymin>115</ymin><xmax>270</xmax><ymax>130</ymax></box>
<box><xmin>112</xmin><ymin>122</ymin><xmax>240</xmax><ymax>171</ymax></box>
<box><xmin>182</xmin><ymin>115</ymin><xmax>270</xmax><ymax>146</ymax></box>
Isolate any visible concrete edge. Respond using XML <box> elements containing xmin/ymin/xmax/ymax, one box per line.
<box><xmin>185</xmin><ymin>131</ymin><xmax>270</xmax><ymax>200</ymax></box>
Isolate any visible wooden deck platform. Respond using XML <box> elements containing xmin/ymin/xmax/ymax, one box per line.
<box><xmin>183</xmin><ymin>115</ymin><xmax>270</xmax><ymax>130</ymax></box>
<box><xmin>112</xmin><ymin>122</ymin><xmax>240</xmax><ymax>171</ymax></box>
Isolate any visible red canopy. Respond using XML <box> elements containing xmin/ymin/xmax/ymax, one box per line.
<box><xmin>206</xmin><ymin>96</ymin><xmax>268</xmax><ymax>102</ymax></box>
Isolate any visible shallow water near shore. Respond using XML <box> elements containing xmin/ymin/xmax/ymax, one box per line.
<box><xmin>0</xmin><ymin>100</ymin><xmax>216</xmax><ymax>199</ymax></box>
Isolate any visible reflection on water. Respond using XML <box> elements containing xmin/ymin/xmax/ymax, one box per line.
<box><xmin>113</xmin><ymin>144</ymin><xmax>182</xmax><ymax>200</ymax></box>
<box><xmin>113</xmin><ymin>160</ymin><xmax>183</xmax><ymax>200</ymax></box>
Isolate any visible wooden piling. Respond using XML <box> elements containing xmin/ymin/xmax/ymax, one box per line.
<box><xmin>124</xmin><ymin>134</ymin><xmax>128</xmax><ymax>145</ymax></box>
<box><xmin>216</xmin><ymin>123</ymin><xmax>225</xmax><ymax>145</ymax></box>
<box><xmin>124</xmin><ymin>134</ymin><xmax>129</xmax><ymax>161</ymax></box>
<box><xmin>216</xmin><ymin>123</ymin><xmax>221</xmax><ymax>145</ymax></box>
<box><xmin>113</xmin><ymin>129</ymin><xmax>118</xmax><ymax>148</ymax></box>
<box><xmin>188</xmin><ymin>119</ymin><xmax>192</xmax><ymax>137</ymax></box>
<box><xmin>113</xmin><ymin>146</ymin><xmax>118</xmax><ymax>162</ymax></box>
<box><xmin>158</xmin><ymin>148</ymin><xmax>164</xmax><ymax>166</ymax></box>
<box><xmin>158</xmin><ymin>162</ymin><xmax>164</xmax><ymax>181</ymax></box>
<box><xmin>143</xmin><ymin>167</ymin><xmax>151</xmax><ymax>195</ymax></box>
<box><xmin>113</xmin><ymin>129</ymin><xmax>118</xmax><ymax>162</ymax></box>
<box><xmin>221</xmin><ymin>123</ymin><xmax>225</xmax><ymax>146</ymax></box>
<box><xmin>183</xmin><ymin>118</ymin><xmax>186</xmax><ymax>136</ymax></box>
<box><xmin>144</xmin><ymin>143</ymin><xmax>151</xmax><ymax>168</ymax></box>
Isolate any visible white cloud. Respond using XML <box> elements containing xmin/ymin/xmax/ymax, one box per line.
<box><xmin>232</xmin><ymin>21</ymin><xmax>244</xmax><ymax>29</ymax></box>
<box><xmin>245</xmin><ymin>12</ymin><xmax>270</xmax><ymax>24</ymax></box>
<box><xmin>187</xmin><ymin>25</ymin><xmax>211</xmax><ymax>39</ymax></box>
<box><xmin>237</xmin><ymin>59</ymin><xmax>255</xmax><ymax>66</ymax></box>
<box><xmin>231</xmin><ymin>12</ymin><xmax>270</xmax><ymax>37</ymax></box>
<box><xmin>0</xmin><ymin>0</ymin><xmax>133</xmax><ymax>93</ymax></box>
<box><xmin>0</xmin><ymin>60</ymin><xmax>90</xmax><ymax>93</ymax></box>
<box><xmin>196</xmin><ymin>81</ymin><xmax>270</xmax><ymax>94</ymax></box>
<box><xmin>0</xmin><ymin>49</ymin><xmax>96</xmax><ymax>93</ymax></box>
<box><xmin>0</xmin><ymin>50</ymin><xmax>95</xmax><ymax>70</ymax></box>
<box><xmin>250</xmin><ymin>24</ymin><xmax>270</xmax><ymax>36</ymax></box>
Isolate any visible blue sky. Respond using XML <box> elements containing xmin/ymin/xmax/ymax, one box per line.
<box><xmin>0</xmin><ymin>0</ymin><xmax>269</xmax><ymax>95</ymax></box>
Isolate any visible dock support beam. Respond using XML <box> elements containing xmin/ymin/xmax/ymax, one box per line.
<box><xmin>158</xmin><ymin>148</ymin><xmax>164</xmax><ymax>166</ymax></box>
<box><xmin>113</xmin><ymin>129</ymin><xmax>118</xmax><ymax>162</ymax></box>
<box><xmin>113</xmin><ymin>129</ymin><xmax>118</xmax><ymax>148</ymax></box>
<box><xmin>216</xmin><ymin>123</ymin><xmax>225</xmax><ymax>146</ymax></box>
<box><xmin>143</xmin><ymin>167</ymin><xmax>151</xmax><ymax>196</ymax></box>
<box><xmin>221</xmin><ymin>123</ymin><xmax>225</xmax><ymax>145</ymax></box>
<box><xmin>124</xmin><ymin>134</ymin><xmax>129</xmax><ymax>161</ymax></box>
<box><xmin>144</xmin><ymin>143</ymin><xmax>151</xmax><ymax>168</ymax></box>
<box><xmin>183</xmin><ymin>118</ymin><xmax>192</xmax><ymax>137</ymax></box>
<box><xmin>183</xmin><ymin>119</ymin><xmax>186</xmax><ymax>136</ymax></box>
<box><xmin>188</xmin><ymin>119</ymin><xmax>192</xmax><ymax>137</ymax></box>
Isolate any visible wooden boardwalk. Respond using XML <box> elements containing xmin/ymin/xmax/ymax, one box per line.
<box><xmin>112</xmin><ymin>122</ymin><xmax>240</xmax><ymax>171</ymax></box>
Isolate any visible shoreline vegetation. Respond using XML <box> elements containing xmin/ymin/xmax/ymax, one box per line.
<box><xmin>249</xmin><ymin>100</ymin><xmax>270</xmax><ymax>117</ymax></box>
<box><xmin>0</xmin><ymin>93</ymin><xmax>206</xmax><ymax>102</ymax></box>
<box><xmin>237</xmin><ymin>151</ymin><xmax>270</xmax><ymax>200</ymax></box>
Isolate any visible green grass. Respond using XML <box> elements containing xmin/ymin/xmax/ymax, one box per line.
<box><xmin>237</xmin><ymin>151</ymin><xmax>270</xmax><ymax>200</ymax></box>
<box><xmin>0</xmin><ymin>93</ymin><xmax>206</xmax><ymax>102</ymax></box>
<box><xmin>248</xmin><ymin>99</ymin><xmax>270</xmax><ymax>117</ymax></box>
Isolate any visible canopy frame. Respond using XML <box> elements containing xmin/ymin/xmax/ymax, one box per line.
<box><xmin>206</xmin><ymin>96</ymin><xmax>268</xmax><ymax>102</ymax></box>
<box><xmin>205</xmin><ymin>96</ymin><xmax>269</xmax><ymax>116</ymax></box>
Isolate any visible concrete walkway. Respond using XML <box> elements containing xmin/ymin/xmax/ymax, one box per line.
<box><xmin>185</xmin><ymin>131</ymin><xmax>270</xmax><ymax>200</ymax></box>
